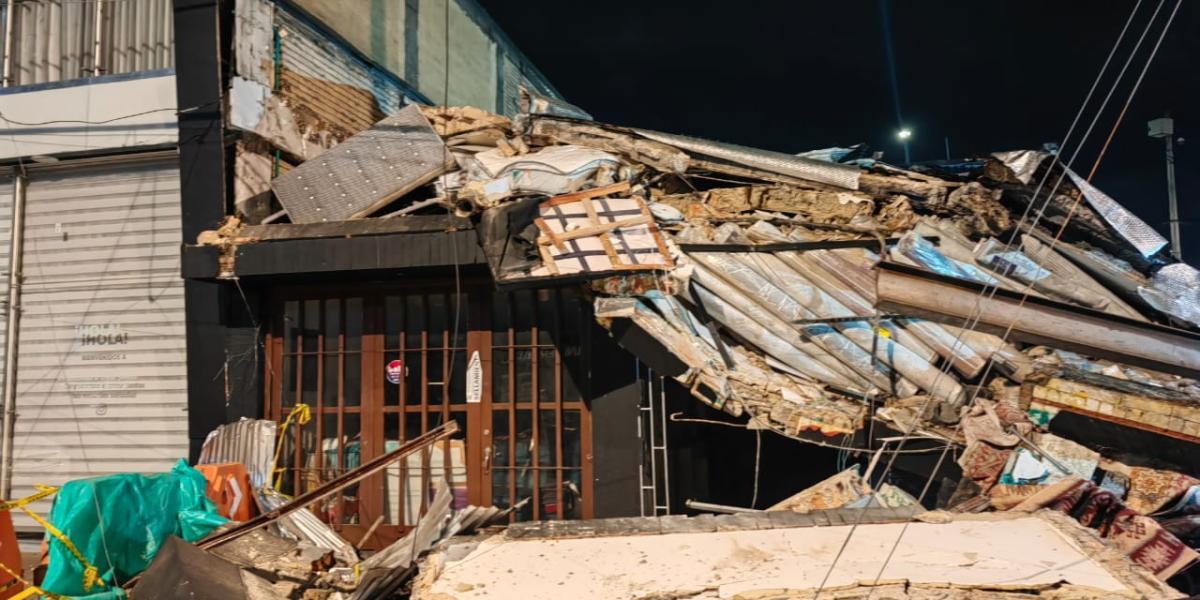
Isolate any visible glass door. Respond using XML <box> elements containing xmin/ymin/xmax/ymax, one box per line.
<box><xmin>266</xmin><ymin>283</ymin><xmax>593</xmax><ymax>547</ymax></box>
<box><xmin>483</xmin><ymin>288</ymin><xmax>592</xmax><ymax>521</ymax></box>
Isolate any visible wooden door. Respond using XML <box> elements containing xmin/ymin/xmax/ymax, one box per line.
<box><xmin>265</xmin><ymin>283</ymin><xmax>594</xmax><ymax>546</ymax></box>
<box><xmin>481</xmin><ymin>288</ymin><xmax>593</xmax><ymax>521</ymax></box>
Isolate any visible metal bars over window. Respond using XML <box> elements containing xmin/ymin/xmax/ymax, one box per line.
<box><xmin>265</xmin><ymin>284</ymin><xmax>594</xmax><ymax>543</ymax></box>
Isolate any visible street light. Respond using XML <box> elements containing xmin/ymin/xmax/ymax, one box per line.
<box><xmin>1148</xmin><ymin>116</ymin><xmax>1181</xmax><ymax>260</ymax></box>
<box><xmin>896</xmin><ymin>128</ymin><xmax>913</xmax><ymax>164</ymax></box>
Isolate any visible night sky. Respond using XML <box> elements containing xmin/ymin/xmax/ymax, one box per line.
<box><xmin>481</xmin><ymin>1</ymin><xmax>1199</xmax><ymax>260</ymax></box>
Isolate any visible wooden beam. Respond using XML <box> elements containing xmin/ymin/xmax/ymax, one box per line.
<box><xmin>236</xmin><ymin>214</ymin><xmax>469</xmax><ymax>242</ymax></box>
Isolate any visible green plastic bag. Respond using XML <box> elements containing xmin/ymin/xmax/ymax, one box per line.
<box><xmin>41</xmin><ymin>459</ymin><xmax>229</xmax><ymax>596</ymax></box>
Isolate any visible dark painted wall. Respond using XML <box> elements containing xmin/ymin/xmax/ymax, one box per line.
<box><xmin>585</xmin><ymin>322</ymin><xmax>643</xmax><ymax>519</ymax></box>
<box><xmin>175</xmin><ymin>0</ymin><xmax>238</xmax><ymax>460</ymax></box>
<box><xmin>664</xmin><ymin>381</ymin><xmax>843</xmax><ymax>513</ymax></box>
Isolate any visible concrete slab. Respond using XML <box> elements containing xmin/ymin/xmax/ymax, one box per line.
<box><xmin>416</xmin><ymin>515</ymin><xmax>1179</xmax><ymax>599</ymax></box>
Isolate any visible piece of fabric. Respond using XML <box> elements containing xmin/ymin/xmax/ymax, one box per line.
<box><xmin>989</xmin><ymin>483</ymin><xmax>1047</xmax><ymax>510</ymax></box>
<box><xmin>1000</xmin><ymin>449</ymin><xmax>1050</xmax><ymax>485</ymax></box>
<box><xmin>1157</xmin><ymin>485</ymin><xmax>1200</xmax><ymax>517</ymax></box>
<box><xmin>1010</xmin><ymin>478</ymin><xmax>1198</xmax><ymax>580</ymax></box>
<box><xmin>960</xmin><ymin>399</ymin><xmax>1020</xmax><ymax>447</ymax></box>
<box><xmin>1160</xmin><ymin>515</ymin><xmax>1200</xmax><ymax>548</ymax></box>
<box><xmin>957</xmin><ymin>442</ymin><xmax>1012</xmax><ymax>491</ymax></box>
<box><xmin>1033</xmin><ymin>433</ymin><xmax>1100</xmax><ymax>483</ymax></box>
<box><xmin>1124</xmin><ymin>467</ymin><xmax>1200</xmax><ymax>516</ymax></box>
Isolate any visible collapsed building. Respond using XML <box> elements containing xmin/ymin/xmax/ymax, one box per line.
<box><xmin>179</xmin><ymin>90</ymin><xmax>1200</xmax><ymax>596</ymax></box>
<box><xmin>10</xmin><ymin>0</ymin><xmax>1194</xmax><ymax>597</ymax></box>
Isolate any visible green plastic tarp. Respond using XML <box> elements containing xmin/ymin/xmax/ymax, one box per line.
<box><xmin>40</xmin><ymin>459</ymin><xmax>228</xmax><ymax>596</ymax></box>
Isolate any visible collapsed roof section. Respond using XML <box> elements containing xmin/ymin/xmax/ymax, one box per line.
<box><xmin>203</xmin><ymin>94</ymin><xmax>1200</xmax><ymax>461</ymax></box>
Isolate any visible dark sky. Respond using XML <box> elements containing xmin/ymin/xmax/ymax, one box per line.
<box><xmin>481</xmin><ymin>0</ymin><xmax>1199</xmax><ymax>260</ymax></box>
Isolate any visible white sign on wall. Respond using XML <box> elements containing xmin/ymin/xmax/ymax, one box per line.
<box><xmin>466</xmin><ymin>351</ymin><xmax>483</xmax><ymax>404</ymax></box>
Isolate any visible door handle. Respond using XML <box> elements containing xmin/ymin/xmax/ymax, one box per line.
<box><xmin>483</xmin><ymin>446</ymin><xmax>491</xmax><ymax>473</ymax></box>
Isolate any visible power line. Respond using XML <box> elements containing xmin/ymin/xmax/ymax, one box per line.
<box><xmin>0</xmin><ymin>101</ymin><xmax>217</xmax><ymax>128</ymax></box>
<box><xmin>858</xmin><ymin>2</ymin><xmax>1182</xmax><ymax>596</ymax></box>
<box><xmin>809</xmin><ymin>0</ymin><xmax>1159</xmax><ymax>595</ymax></box>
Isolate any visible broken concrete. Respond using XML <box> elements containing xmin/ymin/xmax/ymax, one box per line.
<box><xmin>413</xmin><ymin>512</ymin><xmax>1181</xmax><ymax>599</ymax></box>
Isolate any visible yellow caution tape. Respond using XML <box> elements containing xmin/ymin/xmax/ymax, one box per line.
<box><xmin>0</xmin><ymin>484</ymin><xmax>59</xmax><ymax>512</ymax></box>
<box><xmin>1</xmin><ymin>484</ymin><xmax>96</xmax><ymax>594</ymax></box>
<box><xmin>18</xmin><ymin>506</ymin><xmax>105</xmax><ymax>592</ymax></box>
<box><xmin>0</xmin><ymin>554</ymin><xmax>67</xmax><ymax>600</ymax></box>
<box><xmin>272</xmin><ymin>403</ymin><xmax>312</xmax><ymax>490</ymax></box>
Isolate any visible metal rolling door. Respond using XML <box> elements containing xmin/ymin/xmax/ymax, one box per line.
<box><xmin>9</xmin><ymin>159</ymin><xmax>186</xmax><ymax>529</ymax></box>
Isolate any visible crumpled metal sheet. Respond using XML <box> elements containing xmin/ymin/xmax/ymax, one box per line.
<box><xmin>894</xmin><ymin>231</ymin><xmax>998</xmax><ymax>285</ymax></box>
<box><xmin>259</xmin><ymin>486</ymin><xmax>359</xmax><ymax>565</ymax></box>
<box><xmin>991</xmin><ymin>150</ymin><xmax>1048</xmax><ymax>184</ymax></box>
<box><xmin>1065</xmin><ymin>168</ymin><xmax>1169</xmax><ymax>258</ymax></box>
<box><xmin>633</xmin><ymin>129</ymin><xmax>861</xmax><ymax>190</ymax></box>
<box><xmin>519</xmin><ymin>86</ymin><xmax>592</xmax><ymax>121</ymax></box>
<box><xmin>1139</xmin><ymin>262</ymin><xmax>1200</xmax><ymax>327</ymax></box>
<box><xmin>270</xmin><ymin>104</ymin><xmax>454</xmax><ymax>223</ymax></box>
<box><xmin>197</xmin><ymin>418</ymin><xmax>277</xmax><ymax>490</ymax></box>
<box><xmin>975</xmin><ymin>238</ymin><xmax>1052</xmax><ymax>282</ymax></box>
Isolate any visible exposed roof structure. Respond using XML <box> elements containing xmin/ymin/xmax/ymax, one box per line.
<box><xmin>192</xmin><ymin>92</ymin><xmax>1200</xmax><ymax>593</ymax></box>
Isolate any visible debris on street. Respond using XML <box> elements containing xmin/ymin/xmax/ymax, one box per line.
<box><xmin>182</xmin><ymin>93</ymin><xmax>1200</xmax><ymax>596</ymax></box>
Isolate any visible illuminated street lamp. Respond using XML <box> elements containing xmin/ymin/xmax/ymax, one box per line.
<box><xmin>896</xmin><ymin>128</ymin><xmax>913</xmax><ymax>164</ymax></box>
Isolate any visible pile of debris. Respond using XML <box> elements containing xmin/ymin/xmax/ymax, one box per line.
<box><xmin>241</xmin><ymin>89</ymin><xmax>1200</xmax><ymax>440</ymax></box>
<box><xmin>195</xmin><ymin>88</ymin><xmax>1200</xmax><ymax>593</ymax></box>
<box><xmin>0</xmin><ymin>420</ymin><xmax>508</xmax><ymax>599</ymax></box>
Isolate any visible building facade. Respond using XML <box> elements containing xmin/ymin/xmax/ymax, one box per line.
<box><xmin>0</xmin><ymin>0</ymin><xmax>639</xmax><ymax>541</ymax></box>
<box><xmin>175</xmin><ymin>0</ymin><xmax>659</xmax><ymax>547</ymax></box>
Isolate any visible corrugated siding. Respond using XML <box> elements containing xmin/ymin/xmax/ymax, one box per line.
<box><xmin>502</xmin><ymin>56</ymin><xmax>521</xmax><ymax>118</ymax></box>
<box><xmin>2</xmin><ymin>0</ymin><xmax>172</xmax><ymax>87</ymax></box>
<box><xmin>276</xmin><ymin>7</ymin><xmax>408</xmax><ymax>141</ymax></box>
<box><xmin>10</xmin><ymin>160</ymin><xmax>185</xmax><ymax>529</ymax></box>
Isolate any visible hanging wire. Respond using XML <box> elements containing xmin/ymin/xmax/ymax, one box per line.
<box><xmin>0</xmin><ymin>100</ymin><xmax>218</xmax><ymax>127</ymax></box>
<box><xmin>859</xmin><ymin>4</ymin><xmax>1183</xmax><ymax>596</ymax></box>
<box><xmin>810</xmin><ymin>1</ymin><xmax>1165</xmax><ymax>596</ymax></box>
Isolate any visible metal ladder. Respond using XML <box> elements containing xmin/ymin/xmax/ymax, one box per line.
<box><xmin>637</xmin><ymin>362</ymin><xmax>671</xmax><ymax>516</ymax></box>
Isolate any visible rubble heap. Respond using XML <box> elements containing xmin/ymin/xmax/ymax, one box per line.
<box><xmin>189</xmin><ymin>90</ymin><xmax>1200</xmax><ymax>594</ymax></box>
<box><xmin>256</xmin><ymin>92</ymin><xmax>1200</xmax><ymax>444</ymax></box>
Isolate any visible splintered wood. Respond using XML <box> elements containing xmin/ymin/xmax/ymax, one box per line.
<box><xmin>532</xmin><ymin>182</ymin><xmax>673</xmax><ymax>276</ymax></box>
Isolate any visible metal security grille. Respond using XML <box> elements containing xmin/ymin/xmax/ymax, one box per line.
<box><xmin>485</xmin><ymin>288</ymin><xmax>591</xmax><ymax>522</ymax></box>
<box><xmin>266</xmin><ymin>283</ymin><xmax>594</xmax><ymax>546</ymax></box>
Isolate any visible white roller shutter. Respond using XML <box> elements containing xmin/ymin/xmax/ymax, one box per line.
<box><xmin>10</xmin><ymin>159</ymin><xmax>186</xmax><ymax>529</ymax></box>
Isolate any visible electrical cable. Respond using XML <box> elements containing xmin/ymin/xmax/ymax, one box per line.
<box><xmin>809</xmin><ymin>1</ymin><xmax>1161</xmax><ymax>596</ymax></box>
<box><xmin>0</xmin><ymin>100</ymin><xmax>218</xmax><ymax>128</ymax></box>
<box><xmin>668</xmin><ymin>413</ymin><xmax>949</xmax><ymax>455</ymax></box>
<box><xmin>854</xmin><ymin>3</ymin><xmax>1182</xmax><ymax>596</ymax></box>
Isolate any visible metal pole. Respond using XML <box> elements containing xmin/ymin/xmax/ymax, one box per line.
<box><xmin>902</xmin><ymin>140</ymin><xmax>911</xmax><ymax>165</ymax></box>
<box><xmin>2</xmin><ymin>0</ymin><xmax>17</xmax><ymax>87</ymax></box>
<box><xmin>1165</xmin><ymin>134</ymin><xmax>1181</xmax><ymax>259</ymax></box>
<box><xmin>1</xmin><ymin>174</ymin><xmax>27</xmax><ymax>500</ymax></box>
<box><xmin>92</xmin><ymin>0</ymin><xmax>105</xmax><ymax>76</ymax></box>
<box><xmin>943</xmin><ymin>136</ymin><xmax>951</xmax><ymax>160</ymax></box>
